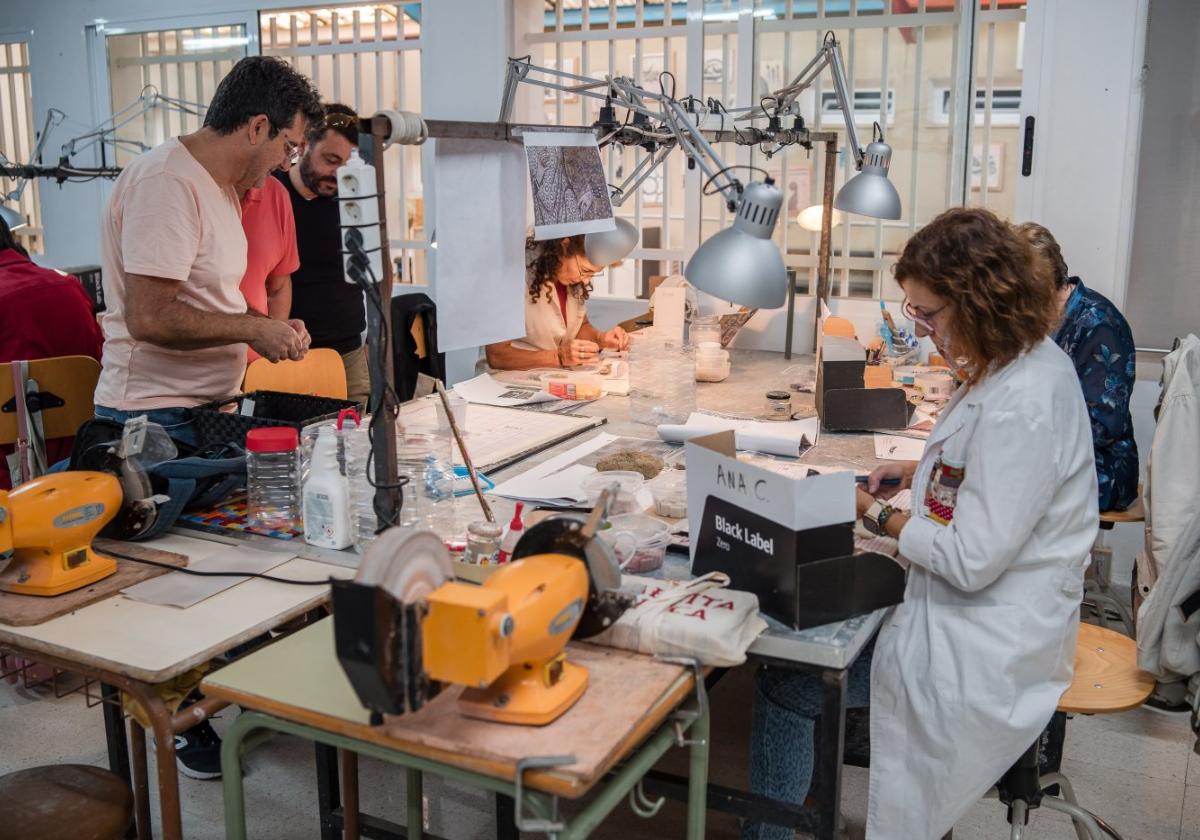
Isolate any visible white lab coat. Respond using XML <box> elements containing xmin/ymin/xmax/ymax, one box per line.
<box><xmin>1137</xmin><ymin>334</ymin><xmax>1200</xmax><ymax>686</ymax></box>
<box><xmin>511</xmin><ymin>280</ymin><xmax>587</xmax><ymax>353</ymax></box>
<box><xmin>866</xmin><ymin>338</ymin><xmax>1098</xmax><ymax>839</ymax></box>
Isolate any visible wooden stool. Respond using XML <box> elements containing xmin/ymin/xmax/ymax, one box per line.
<box><xmin>0</xmin><ymin>764</ymin><xmax>133</xmax><ymax>840</ymax></box>
<box><xmin>987</xmin><ymin>624</ymin><xmax>1154</xmax><ymax>840</ymax></box>
<box><xmin>1086</xmin><ymin>488</ymin><xmax>1145</xmax><ymax>636</ymax></box>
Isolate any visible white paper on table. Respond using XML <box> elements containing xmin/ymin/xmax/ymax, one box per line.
<box><xmin>657</xmin><ymin>412</ymin><xmax>820</xmax><ymax>458</ymax></box>
<box><xmin>873</xmin><ymin>434</ymin><xmax>927</xmax><ymax>461</ymax></box>
<box><xmin>120</xmin><ymin>545</ymin><xmax>296</xmax><ymax>609</ymax></box>
<box><xmin>523</xmin><ymin>131</ymin><xmax>615</xmax><ymax>239</ymax></box>
<box><xmin>453</xmin><ymin>373</ymin><xmax>558</xmax><ymax>407</ymax></box>
<box><xmin>490</xmin><ymin>463</ymin><xmax>597</xmax><ymax>506</ymax></box>
<box><xmin>652</xmin><ymin>286</ymin><xmax>686</xmax><ymax>343</ymax></box>
<box><xmin>433</xmin><ymin>138</ymin><xmax>528</xmax><ymax>352</ymax></box>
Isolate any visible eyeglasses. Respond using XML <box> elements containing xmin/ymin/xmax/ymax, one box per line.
<box><xmin>902</xmin><ymin>297</ymin><xmax>947</xmax><ymax>332</ymax></box>
<box><xmin>282</xmin><ymin>139</ymin><xmax>301</xmax><ymax>168</ymax></box>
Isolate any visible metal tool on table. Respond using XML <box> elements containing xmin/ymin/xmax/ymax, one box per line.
<box><xmin>0</xmin><ymin>419</ymin><xmax>170</xmax><ymax>596</ymax></box>
<box><xmin>332</xmin><ymin>489</ymin><xmax>634</xmax><ymax>726</ymax></box>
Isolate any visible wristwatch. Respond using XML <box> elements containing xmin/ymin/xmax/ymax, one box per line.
<box><xmin>862</xmin><ymin>500</ymin><xmax>896</xmax><ymax>536</ymax></box>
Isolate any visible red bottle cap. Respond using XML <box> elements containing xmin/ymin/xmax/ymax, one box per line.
<box><xmin>246</xmin><ymin>427</ymin><xmax>299</xmax><ymax>453</ymax></box>
<box><xmin>509</xmin><ymin>502</ymin><xmax>525</xmax><ymax>531</ymax></box>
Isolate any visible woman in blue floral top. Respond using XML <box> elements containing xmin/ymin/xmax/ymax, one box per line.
<box><xmin>1019</xmin><ymin>223</ymin><xmax>1139</xmax><ymax>511</ymax></box>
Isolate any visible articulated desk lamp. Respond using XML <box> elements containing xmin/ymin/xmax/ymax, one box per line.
<box><xmin>502</xmin><ymin>32</ymin><xmax>901</xmax><ymax>347</ymax></box>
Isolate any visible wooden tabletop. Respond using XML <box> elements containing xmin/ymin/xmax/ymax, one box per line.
<box><xmin>0</xmin><ymin>534</ymin><xmax>353</xmax><ymax>684</ymax></box>
<box><xmin>201</xmin><ymin>617</ymin><xmax>695</xmax><ymax>799</ymax></box>
<box><xmin>1058</xmin><ymin>622</ymin><xmax>1155</xmax><ymax>714</ymax></box>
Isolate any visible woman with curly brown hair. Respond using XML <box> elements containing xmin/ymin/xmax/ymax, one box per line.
<box><xmin>484</xmin><ymin>234</ymin><xmax>630</xmax><ymax>370</ymax></box>
<box><xmin>746</xmin><ymin>208</ymin><xmax>1099</xmax><ymax>840</ymax></box>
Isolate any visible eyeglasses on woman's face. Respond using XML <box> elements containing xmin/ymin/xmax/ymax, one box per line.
<box><xmin>902</xmin><ymin>296</ymin><xmax>948</xmax><ymax>334</ymax></box>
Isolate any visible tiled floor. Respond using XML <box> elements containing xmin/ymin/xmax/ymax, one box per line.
<box><xmin>2</xmin><ymin>660</ymin><xmax>1197</xmax><ymax>839</ymax></box>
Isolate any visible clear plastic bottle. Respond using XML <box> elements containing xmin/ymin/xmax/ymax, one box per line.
<box><xmin>629</xmin><ymin>331</ymin><xmax>696</xmax><ymax>425</ymax></box>
<box><xmin>246</xmin><ymin>427</ymin><xmax>301</xmax><ymax>532</ymax></box>
<box><xmin>345</xmin><ymin>423</ymin><xmax>380</xmax><ymax>553</ymax></box>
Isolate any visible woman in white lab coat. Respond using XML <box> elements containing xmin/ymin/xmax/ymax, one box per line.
<box><xmin>744</xmin><ymin>208</ymin><xmax>1098</xmax><ymax>840</ymax></box>
<box><xmin>484</xmin><ymin>235</ymin><xmax>630</xmax><ymax>370</ymax></box>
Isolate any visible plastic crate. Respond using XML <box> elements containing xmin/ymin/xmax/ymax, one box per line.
<box><xmin>191</xmin><ymin>390</ymin><xmax>358</xmax><ymax>449</ymax></box>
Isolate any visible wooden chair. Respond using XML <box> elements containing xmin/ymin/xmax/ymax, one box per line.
<box><xmin>0</xmin><ymin>764</ymin><xmax>133</xmax><ymax>840</ymax></box>
<box><xmin>0</xmin><ymin>355</ymin><xmax>101</xmax><ymax>484</ymax></box>
<box><xmin>977</xmin><ymin>624</ymin><xmax>1154</xmax><ymax>840</ymax></box>
<box><xmin>1085</xmin><ymin>487</ymin><xmax>1145</xmax><ymax>636</ymax></box>
<box><xmin>243</xmin><ymin>348</ymin><xmax>348</xmax><ymax>400</ymax></box>
<box><xmin>821</xmin><ymin>315</ymin><xmax>857</xmax><ymax>338</ymax></box>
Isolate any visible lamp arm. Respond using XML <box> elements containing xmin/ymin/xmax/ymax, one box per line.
<box><xmin>661</xmin><ymin>99</ymin><xmax>741</xmax><ymax>201</ymax></box>
<box><xmin>824</xmin><ymin>37</ymin><xmax>865</xmax><ymax>168</ymax></box>
<box><xmin>609</xmin><ymin>143</ymin><xmax>674</xmax><ymax>208</ymax></box>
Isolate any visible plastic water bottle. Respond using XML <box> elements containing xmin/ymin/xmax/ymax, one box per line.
<box><xmin>629</xmin><ymin>331</ymin><xmax>696</xmax><ymax>425</ymax></box>
<box><xmin>246</xmin><ymin>427</ymin><xmax>301</xmax><ymax>532</ymax></box>
<box><xmin>344</xmin><ymin>423</ymin><xmax>379</xmax><ymax>553</ymax></box>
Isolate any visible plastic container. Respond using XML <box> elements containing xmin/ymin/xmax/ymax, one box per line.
<box><xmin>694</xmin><ymin>342</ymin><xmax>731</xmax><ymax>382</ymax></box>
<box><xmin>650</xmin><ymin>469</ymin><xmax>688</xmax><ymax>519</ymax></box>
<box><xmin>540</xmin><ymin>370</ymin><xmax>604</xmax><ymax>401</ymax></box>
<box><xmin>689</xmin><ymin>314</ymin><xmax>721</xmax><ymax>347</ymax></box>
<box><xmin>343</xmin><ymin>422</ymin><xmax>379</xmax><ymax>553</ymax></box>
<box><xmin>303</xmin><ymin>425</ymin><xmax>353</xmax><ymax>549</ymax></box>
<box><xmin>246</xmin><ymin>427</ymin><xmax>301</xmax><ymax>532</ymax></box>
<box><xmin>581</xmin><ymin>470</ymin><xmax>646</xmax><ymax>516</ymax></box>
<box><xmin>629</xmin><ymin>332</ymin><xmax>696</xmax><ymax>426</ymax></box>
<box><xmin>599</xmin><ymin>513</ymin><xmax>672</xmax><ymax>573</ymax></box>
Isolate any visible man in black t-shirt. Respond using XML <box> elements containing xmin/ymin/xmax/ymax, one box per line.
<box><xmin>274</xmin><ymin>103</ymin><xmax>369</xmax><ymax>405</ymax></box>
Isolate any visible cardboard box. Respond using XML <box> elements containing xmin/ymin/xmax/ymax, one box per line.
<box><xmin>816</xmin><ymin>335</ymin><xmax>912</xmax><ymax>432</ymax></box>
<box><xmin>685</xmin><ymin>431</ymin><xmax>905</xmax><ymax>630</ymax></box>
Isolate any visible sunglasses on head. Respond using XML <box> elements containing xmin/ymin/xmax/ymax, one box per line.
<box><xmin>321</xmin><ymin>112</ymin><xmax>359</xmax><ymax>131</ymax></box>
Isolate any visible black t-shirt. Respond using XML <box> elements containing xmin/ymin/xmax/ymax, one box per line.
<box><xmin>274</xmin><ymin>171</ymin><xmax>365</xmax><ymax>354</ymax></box>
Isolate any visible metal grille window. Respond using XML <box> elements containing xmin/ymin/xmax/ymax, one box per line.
<box><xmin>536</xmin><ymin>0</ymin><xmax>691</xmax><ymax>297</ymax></box>
<box><xmin>261</xmin><ymin>4</ymin><xmax>428</xmax><ymax>284</ymax></box>
<box><xmin>0</xmin><ymin>39</ymin><xmax>42</xmax><ymax>253</ymax></box>
<box><xmin>530</xmin><ymin>0</ymin><xmax>1026</xmax><ymax>301</ymax></box>
<box><xmin>103</xmin><ymin>25</ymin><xmax>250</xmax><ymax>167</ymax></box>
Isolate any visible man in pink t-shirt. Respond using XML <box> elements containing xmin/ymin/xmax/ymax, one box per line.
<box><xmin>240</xmin><ymin>177</ymin><xmax>300</xmax><ymax>362</ymax></box>
<box><xmin>94</xmin><ymin>56</ymin><xmax>322</xmax><ymax>446</ymax></box>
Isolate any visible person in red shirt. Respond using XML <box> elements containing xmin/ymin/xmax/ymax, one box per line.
<box><xmin>0</xmin><ymin>217</ymin><xmax>105</xmax><ymax>489</ymax></box>
<box><xmin>239</xmin><ymin>175</ymin><xmax>300</xmax><ymax>362</ymax></box>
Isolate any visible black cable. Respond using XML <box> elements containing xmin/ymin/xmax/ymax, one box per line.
<box><xmin>701</xmin><ymin>164</ymin><xmax>771</xmax><ymax>197</ymax></box>
<box><xmin>102</xmin><ymin>548</ymin><xmax>331</xmax><ymax>586</ymax></box>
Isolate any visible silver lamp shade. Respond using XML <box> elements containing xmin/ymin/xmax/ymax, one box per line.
<box><xmin>0</xmin><ymin>204</ymin><xmax>25</xmax><ymax>232</ymax></box>
<box><xmin>834</xmin><ymin>139</ymin><xmax>902</xmax><ymax>221</ymax></box>
<box><xmin>684</xmin><ymin>180</ymin><xmax>788</xmax><ymax>309</ymax></box>
<box><xmin>584</xmin><ymin>217</ymin><xmax>639</xmax><ymax>266</ymax></box>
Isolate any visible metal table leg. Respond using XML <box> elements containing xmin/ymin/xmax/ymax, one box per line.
<box><xmin>341</xmin><ymin>749</ymin><xmax>361</xmax><ymax>840</ymax></box>
<box><xmin>816</xmin><ymin>668</ymin><xmax>849</xmax><ymax>839</ymax></box>
<box><xmin>686</xmin><ymin>693</ymin><xmax>711</xmax><ymax>840</ymax></box>
<box><xmin>128</xmin><ymin>721</ymin><xmax>153</xmax><ymax>839</ymax></box>
<box><xmin>406</xmin><ymin>768</ymin><xmax>423</xmax><ymax>840</ymax></box>
<box><xmin>315</xmin><ymin>742</ymin><xmax>342</xmax><ymax>840</ymax></box>
<box><xmin>123</xmin><ymin>681</ymin><xmax>186</xmax><ymax>840</ymax></box>
<box><xmin>494</xmin><ymin>794</ymin><xmax>518</xmax><ymax>840</ymax></box>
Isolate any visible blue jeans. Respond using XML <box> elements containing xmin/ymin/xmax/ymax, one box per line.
<box><xmin>94</xmin><ymin>405</ymin><xmax>197</xmax><ymax>448</ymax></box>
<box><xmin>743</xmin><ymin>647</ymin><xmax>874</xmax><ymax>840</ymax></box>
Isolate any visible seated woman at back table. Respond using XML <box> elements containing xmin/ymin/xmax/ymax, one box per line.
<box><xmin>1017</xmin><ymin>221</ymin><xmax>1139</xmax><ymax>512</ymax></box>
<box><xmin>743</xmin><ymin>208</ymin><xmax>1099</xmax><ymax>840</ymax></box>
<box><xmin>485</xmin><ymin>235</ymin><xmax>630</xmax><ymax>370</ymax></box>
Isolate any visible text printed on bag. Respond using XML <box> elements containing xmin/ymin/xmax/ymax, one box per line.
<box><xmin>636</xmin><ymin>585</ymin><xmax>738</xmax><ymax>621</ymax></box>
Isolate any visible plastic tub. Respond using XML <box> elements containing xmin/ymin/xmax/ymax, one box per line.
<box><xmin>540</xmin><ymin>370</ymin><xmax>604</xmax><ymax>401</ymax></box>
<box><xmin>650</xmin><ymin>468</ymin><xmax>688</xmax><ymax>518</ymax></box>
<box><xmin>581</xmin><ymin>470</ymin><xmax>645</xmax><ymax>515</ymax></box>
<box><xmin>599</xmin><ymin>513</ymin><xmax>672</xmax><ymax>573</ymax></box>
<box><xmin>694</xmin><ymin>342</ymin><xmax>731</xmax><ymax>382</ymax></box>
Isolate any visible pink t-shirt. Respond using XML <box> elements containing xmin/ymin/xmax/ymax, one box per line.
<box><xmin>95</xmin><ymin>138</ymin><xmax>249</xmax><ymax>410</ymax></box>
<box><xmin>239</xmin><ymin>178</ymin><xmax>299</xmax><ymax>316</ymax></box>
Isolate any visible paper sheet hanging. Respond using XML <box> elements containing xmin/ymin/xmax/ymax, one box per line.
<box><xmin>433</xmin><ymin>138</ymin><xmax>528</xmax><ymax>352</ymax></box>
<box><xmin>523</xmin><ymin>131</ymin><xmax>616</xmax><ymax>240</ymax></box>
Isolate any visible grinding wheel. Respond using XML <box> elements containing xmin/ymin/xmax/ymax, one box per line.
<box><xmin>355</xmin><ymin>527</ymin><xmax>452</xmax><ymax>604</ymax></box>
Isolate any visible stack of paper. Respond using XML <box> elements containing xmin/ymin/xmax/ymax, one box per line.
<box><xmin>657</xmin><ymin>412</ymin><xmax>820</xmax><ymax>458</ymax></box>
<box><xmin>453</xmin><ymin>373</ymin><xmax>557</xmax><ymax>407</ymax></box>
<box><xmin>488</xmin><ymin>464</ymin><xmax>596</xmax><ymax>506</ymax></box>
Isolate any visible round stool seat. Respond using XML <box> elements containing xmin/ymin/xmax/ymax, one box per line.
<box><xmin>1058</xmin><ymin>623</ymin><xmax>1155</xmax><ymax>714</ymax></box>
<box><xmin>0</xmin><ymin>764</ymin><xmax>133</xmax><ymax>840</ymax></box>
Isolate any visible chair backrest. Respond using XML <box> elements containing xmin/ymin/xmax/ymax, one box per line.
<box><xmin>0</xmin><ymin>356</ymin><xmax>101</xmax><ymax>446</ymax></box>
<box><xmin>243</xmin><ymin>349</ymin><xmax>348</xmax><ymax>400</ymax></box>
<box><xmin>822</xmin><ymin>316</ymin><xmax>857</xmax><ymax>338</ymax></box>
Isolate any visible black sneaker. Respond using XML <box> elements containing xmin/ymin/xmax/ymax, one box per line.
<box><xmin>174</xmin><ymin>720</ymin><xmax>223</xmax><ymax>780</ymax></box>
